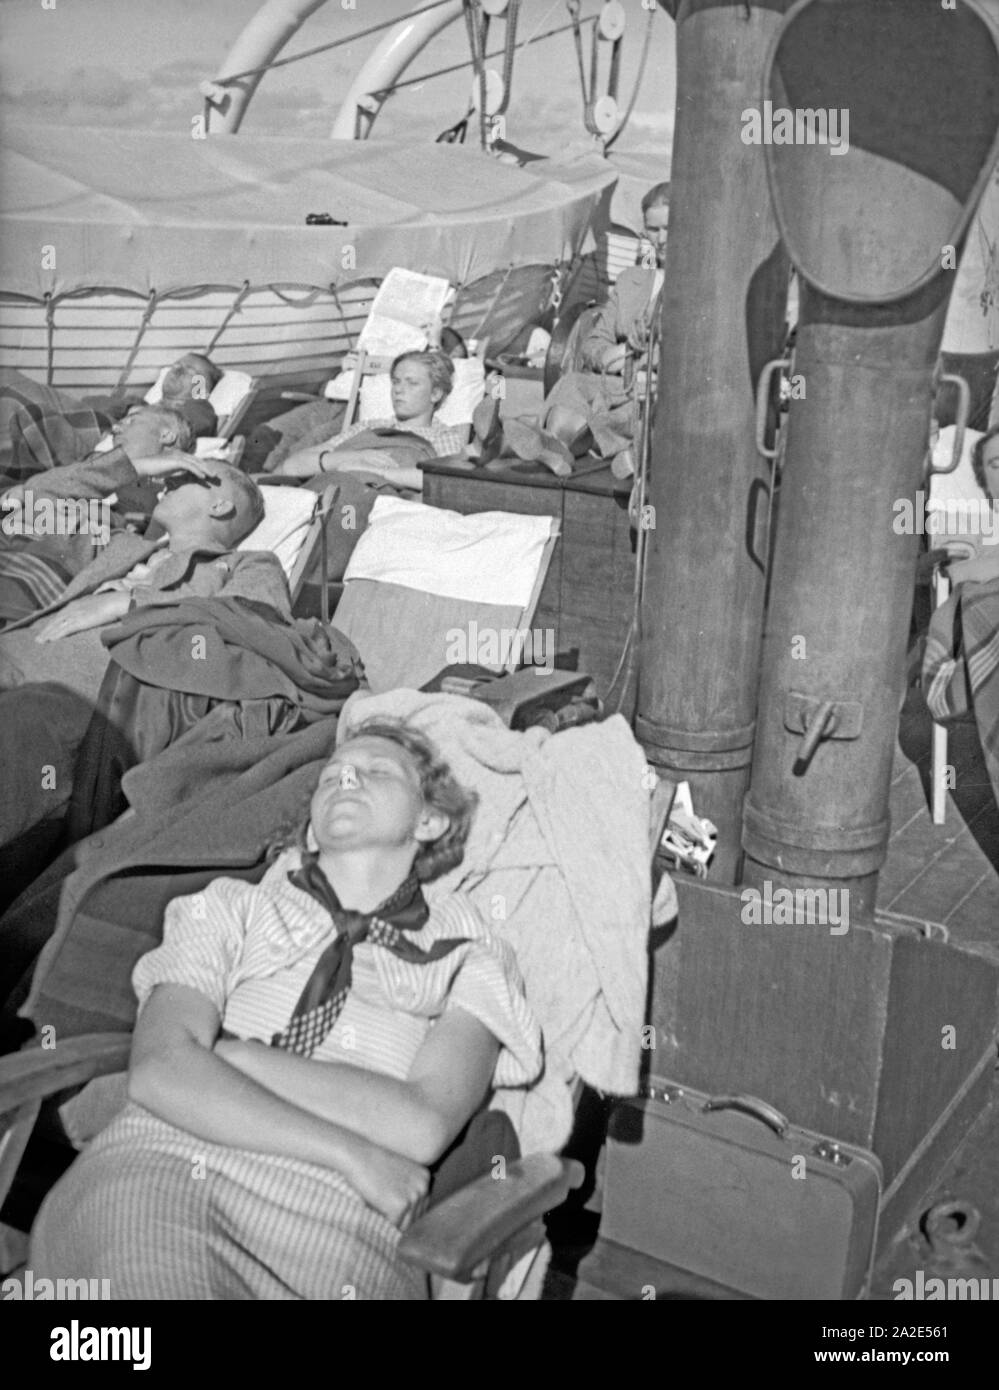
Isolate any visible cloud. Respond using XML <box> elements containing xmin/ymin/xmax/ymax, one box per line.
<box><xmin>14</xmin><ymin>65</ymin><xmax>137</xmax><ymax>111</ymax></box>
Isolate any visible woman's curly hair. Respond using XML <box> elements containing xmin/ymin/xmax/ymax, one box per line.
<box><xmin>268</xmin><ymin>718</ymin><xmax>477</xmax><ymax>883</ymax></box>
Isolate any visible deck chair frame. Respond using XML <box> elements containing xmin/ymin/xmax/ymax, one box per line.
<box><xmin>503</xmin><ymin>518</ymin><xmax>560</xmax><ymax>675</ymax></box>
<box><xmin>335</xmin><ymin>508</ymin><xmax>561</xmax><ymax>692</ymax></box>
<box><xmin>255</xmin><ymin>478</ymin><xmax>339</xmax><ymax>626</ymax></box>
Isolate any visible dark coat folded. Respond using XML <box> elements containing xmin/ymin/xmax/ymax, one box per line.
<box><xmin>5</xmin><ymin>717</ymin><xmax>342</xmax><ymax>1037</ymax></box>
<box><xmin>67</xmin><ymin>598</ymin><xmax>364</xmax><ymax>841</ymax></box>
<box><xmin>101</xmin><ymin>594</ymin><xmax>363</xmax><ymax>715</ymax></box>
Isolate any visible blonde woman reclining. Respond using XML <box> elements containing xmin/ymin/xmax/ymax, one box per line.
<box><xmin>31</xmin><ymin>718</ymin><xmax>541</xmax><ymax>1300</ymax></box>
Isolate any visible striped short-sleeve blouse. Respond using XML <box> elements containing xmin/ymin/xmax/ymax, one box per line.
<box><xmin>132</xmin><ymin>849</ymin><xmax>543</xmax><ymax>1088</ymax></box>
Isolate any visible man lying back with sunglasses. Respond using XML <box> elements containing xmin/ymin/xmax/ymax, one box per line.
<box><xmin>0</xmin><ymin>457</ymin><xmax>292</xmax><ymax>902</ymax></box>
<box><xmin>5</xmin><ymin>459</ymin><xmax>289</xmax><ymax>644</ymax></box>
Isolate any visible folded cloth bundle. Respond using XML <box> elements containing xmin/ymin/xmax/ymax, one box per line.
<box><xmin>471</xmin><ymin>374</ymin><xmax>634</xmax><ymax>478</ymax></box>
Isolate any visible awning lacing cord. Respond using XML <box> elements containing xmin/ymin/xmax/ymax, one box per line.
<box><xmin>115</xmin><ymin>289</ymin><xmax>159</xmax><ymax>392</ymax></box>
<box><xmin>205</xmin><ymin>281</ymin><xmax>251</xmax><ymax>356</ymax></box>
<box><xmin>44</xmin><ymin>294</ymin><xmax>56</xmax><ymax>387</ymax></box>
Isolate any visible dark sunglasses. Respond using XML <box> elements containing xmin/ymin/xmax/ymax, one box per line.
<box><xmin>160</xmin><ymin>470</ymin><xmax>217</xmax><ymax>492</ymax></box>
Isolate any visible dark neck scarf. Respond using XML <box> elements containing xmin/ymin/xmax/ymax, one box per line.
<box><xmin>273</xmin><ymin>852</ymin><xmax>470</xmax><ymax>1057</ymax></box>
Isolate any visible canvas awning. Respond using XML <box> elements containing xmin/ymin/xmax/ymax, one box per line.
<box><xmin>0</xmin><ymin>126</ymin><xmax>617</xmax><ymax>299</ymax></box>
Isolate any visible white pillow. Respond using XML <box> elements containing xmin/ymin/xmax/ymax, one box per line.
<box><xmin>329</xmin><ymin>357</ymin><xmax>486</xmax><ymax>428</ymax></box>
<box><xmin>237</xmin><ymin>485</ymin><xmax>318</xmax><ymax>582</ymax></box>
<box><xmin>208</xmin><ymin>371</ymin><xmax>254</xmax><ymax>421</ymax></box>
<box><xmin>144</xmin><ymin>368</ymin><xmax>253</xmax><ymax>422</ymax></box>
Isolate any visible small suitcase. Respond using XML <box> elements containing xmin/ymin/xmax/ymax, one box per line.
<box><xmin>601</xmin><ymin>1082</ymin><xmax>882</xmax><ymax>1300</ymax></box>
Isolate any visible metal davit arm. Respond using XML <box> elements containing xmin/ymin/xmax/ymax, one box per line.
<box><xmin>201</xmin><ymin>0</ymin><xmax>467</xmax><ymax>139</ymax></box>
<box><xmin>203</xmin><ymin>0</ymin><xmax>334</xmax><ymax>134</ymax></box>
<box><xmin>329</xmin><ymin>0</ymin><xmax>465</xmax><ymax>139</ymax></box>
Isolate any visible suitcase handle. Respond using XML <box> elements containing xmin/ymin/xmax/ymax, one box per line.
<box><xmin>702</xmin><ymin>1094</ymin><xmax>790</xmax><ymax>1138</ymax></box>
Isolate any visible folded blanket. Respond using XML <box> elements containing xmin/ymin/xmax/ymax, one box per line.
<box><xmin>1</xmin><ymin>396</ymin><xmax>108</xmax><ymax>487</ymax></box>
<box><xmin>14</xmin><ymin>717</ymin><xmax>344</xmax><ymax>1035</ymax></box>
<box><xmin>0</xmin><ymin>541</ymin><xmax>78</xmax><ymax>627</ymax></box>
<box><xmin>339</xmin><ymin>690</ymin><xmax>671</xmax><ymax>1152</ymax></box>
<box><xmin>65</xmin><ymin>598</ymin><xmax>364</xmax><ymax>837</ymax></box>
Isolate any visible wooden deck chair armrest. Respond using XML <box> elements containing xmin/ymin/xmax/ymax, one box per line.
<box><xmin>0</xmin><ymin>1033</ymin><xmax>132</xmax><ymax>1217</ymax></box>
<box><xmin>225</xmin><ymin>435</ymin><xmax>245</xmax><ymax>469</ymax></box>
<box><xmin>0</xmin><ymin>1034</ymin><xmax>132</xmax><ymax>1113</ymax></box>
<box><xmin>338</xmin><ymin>349</ymin><xmax>367</xmax><ymax>435</ymax></box>
<box><xmin>397</xmin><ymin>1153</ymin><xmax>584</xmax><ymax>1283</ymax></box>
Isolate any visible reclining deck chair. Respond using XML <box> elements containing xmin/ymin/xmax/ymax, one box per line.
<box><xmin>0</xmin><ymin>701</ymin><xmax>678</xmax><ymax>1301</ymax></box>
<box><xmin>249</xmin><ymin>477</ymin><xmax>339</xmax><ymax>623</ymax></box>
<box><xmin>332</xmin><ymin>494</ymin><xmax>561</xmax><ymax>693</ymax></box>
<box><xmin>277</xmin><ymin>268</ymin><xmax>485</xmax><ymax>457</ymax></box>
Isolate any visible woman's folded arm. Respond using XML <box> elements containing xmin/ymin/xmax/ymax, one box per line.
<box><xmin>215</xmin><ymin>1006</ymin><xmax>500</xmax><ymax>1166</ymax></box>
<box><xmin>128</xmin><ymin>983</ymin><xmax>429</xmax><ymax>1225</ymax></box>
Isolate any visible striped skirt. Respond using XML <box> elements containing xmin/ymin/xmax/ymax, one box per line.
<box><xmin>30</xmin><ymin>1104</ymin><xmax>428</xmax><ymax>1301</ymax></box>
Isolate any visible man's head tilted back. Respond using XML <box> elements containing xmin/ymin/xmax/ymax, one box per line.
<box><xmin>152</xmin><ymin>463</ymin><xmax>265</xmax><ymax>548</ymax></box>
<box><xmin>161</xmin><ymin>353</ymin><xmax>224</xmax><ymax>404</ymax></box>
<box><xmin>113</xmin><ymin>404</ymin><xmax>195</xmax><ymax>459</ymax></box>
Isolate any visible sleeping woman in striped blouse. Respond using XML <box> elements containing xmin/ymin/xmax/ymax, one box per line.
<box><xmin>31</xmin><ymin>719</ymin><xmax>542</xmax><ymax>1300</ymax></box>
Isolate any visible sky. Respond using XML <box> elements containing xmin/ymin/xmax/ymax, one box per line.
<box><xmin>0</xmin><ymin>0</ymin><xmax>677</xmax><ymax>164</ymax></box>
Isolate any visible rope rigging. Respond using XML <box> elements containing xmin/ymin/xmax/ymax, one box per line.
<box><xmin>458</xmin><ymin>2</ymin><xmax>524</xmax><ymax>151</ymax></box>
<box><xmin>387</xmin><ymin>14</ymin><xmax>595</xmax><ymax>103</ymax></box>
<box><xmin>604</xmin><ymin>1</ymin><xmax>656</xmax><ymax>152</ymax></box>
<box><xmin>209</xmin><ymin>0</ymin><xmax>458</xmax><ymax>86</ymax></box>
<box><xmin>463</xmin><ymin>1</ymin><xmax>492</xmax><ymax>151</ymax></box>
<box><xmin>207</xmin><ymin>1</ymin><xmax>653</xmax><ymax>154</ymax></box>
